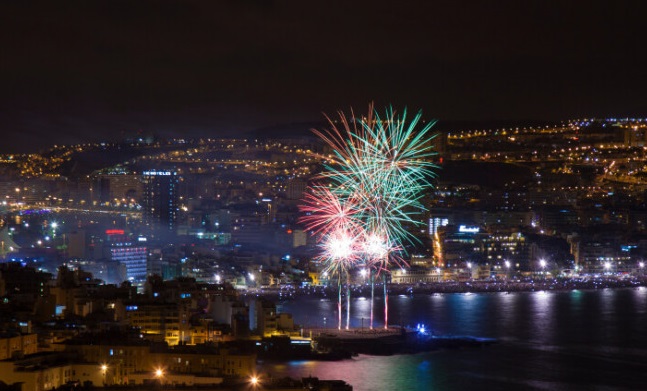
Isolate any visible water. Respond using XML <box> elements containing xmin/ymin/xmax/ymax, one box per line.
<box><xmin>261</xmin><ymin>288</ymin><xmax>647</xmax><ymax>390</ymax></box>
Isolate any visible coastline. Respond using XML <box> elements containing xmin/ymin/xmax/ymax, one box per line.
<box><xmin>242</xmin><ymin>276</ymin><xmax>647</xmax><ymax>300</ymax></box>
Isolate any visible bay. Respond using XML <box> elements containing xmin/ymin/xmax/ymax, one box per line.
<box><xmin>260</xmin><ymin>287</ymin><xmax>647</xmax><ymax>390</ymax></box>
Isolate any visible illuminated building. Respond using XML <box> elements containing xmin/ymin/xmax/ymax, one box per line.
<box><xmin>126</xmin><ymin>302</ymin><xmax>190</xmax><ymax>345</ymax></box>
<box><xmin>391</xmin><ymin>268</ymin><xmax>443</xmax><ymax>283</ymax></box>
<box><xmin>429</xmin><ymin>216</ymin><xmax>449</xmax><ymax>235</ymax></box>
<box><xmin>247</xmin><ymin>300</ymin><xmax>296</xmax><ymax>337</ymax></box>
<box><xmin>106</xmin><ymin>229</ymin><xmax>147</xmax><ymax>282</ymax></box>
<box><xmin>623</xmin><ymin>125</ymin><xmax>647</xmax><ymax>147</ymax></box>
<box><xmin>439</xmin><ymin>225</ymin><xmax>530</xmax><ymax>273</ymax></box>
<box><xmin>1</xmin><ymin>333</ymin><xmax>257</xmax><ymax>387</ymax></box>
<box><xmin>0</xmin><ymin>333</ymin><xmax>37</xmax><ymax>359</ymax></box>
<box><xmin>481</xmin><ymin>231</ymin><xmax>529</xmax><ymax>269</ymax></box>
<box><xmin>142</xmin><ymin>169</ymin><xmax>179</xmax><ymax>234</ymax></box>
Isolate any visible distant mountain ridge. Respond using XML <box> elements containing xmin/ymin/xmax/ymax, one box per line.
<box><xmin>249</xmin><ymin>119</ymin><xmax>556</xmax><ymax>139</ymax></box>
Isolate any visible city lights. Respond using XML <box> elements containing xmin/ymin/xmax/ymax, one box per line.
<box><xmin>2</xmin><ymin>3</ymin><xmax>645</xmax><ymax>390</ymax></box>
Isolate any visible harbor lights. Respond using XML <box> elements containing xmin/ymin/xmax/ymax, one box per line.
<box><xmin>539</xmin><ymin>259</ymin><xmax>547</xmax><ymax>277</ymax></box>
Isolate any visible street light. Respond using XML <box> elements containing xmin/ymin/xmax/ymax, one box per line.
<box><xmin>504</xmin><ymin>260</ymin><xmax>511</xmax><ymax>279</ymax></box>
<box><xmin>101</xmin><ymin>364</ymin><xmax>108</xmax><ymax>385</ymax></box>
<box><xmin>155</xmin><ymin>368</ymin><xmax>164</xmax><ymax>384</ymax></box>
<box><xmin>50</xmin><ymin>221</ymin><xmax>58</xmax><ymax>238</ymax></box>
<box><xmin>539</xmin><ymin>259</ymin><xmax>547</xmax><ymax>279</ymax></box>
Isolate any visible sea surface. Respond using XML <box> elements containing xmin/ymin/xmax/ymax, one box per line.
<box><xmin>260</xmin><ymin>287</ymin><xmax>647</xmax><ymax>390</ymax></box>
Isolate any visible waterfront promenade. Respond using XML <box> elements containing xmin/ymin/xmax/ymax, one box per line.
<box><xmin>244</xmin><ymin>275</ymin><xmax>647</xmax><ymax>300</ymax></box>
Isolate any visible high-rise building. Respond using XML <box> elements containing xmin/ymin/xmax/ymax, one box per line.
<box><xmin>105</xmin><ymin>229</ymin><xmax>146</xmax><ymax>282</ymax></box>
<box><xmin>142</xmin><ymin>169</ymin><xmax>179</xmax><ymax>234</ymax></box>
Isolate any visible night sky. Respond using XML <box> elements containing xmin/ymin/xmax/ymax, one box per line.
<box><xmin>2</xmin><ymin>1</ymin><xmax>647</xmax><ymax>152</ymax></box>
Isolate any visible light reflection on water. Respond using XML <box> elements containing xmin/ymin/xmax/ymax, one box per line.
<box><xmin>265</xmin><ymin>288</ymin><xmax>647</xmax><ymax>391</ymax></box>
<box><xmin>528</xmin><ymin>291</ymin><xmax>553</xmax><ymax>343</ymax></box>
<box><xmin>498</xmin><ymin>292</ymin><xmax>516</xmax><ymax>332</ymax></box>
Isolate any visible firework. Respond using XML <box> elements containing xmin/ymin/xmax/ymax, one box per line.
<box><xmin>299</xmin><ymin>183</ymin><xmax>363</xmax><ymax>330</ymax></box>
<box><xmin>319</xmin><ymin>229</ymin><xmax>357</xmax><ymax>273</ymax></box>
<box><xmin>318</xmin><ymin>105</ymin><xmax>438</xmax><ymax>248</ymax></box>
<box><xmin>298</xmin><ymin>184</ymin><xmax>363</xmax><ymax>236</ymax></box>
<box><xmin>303</xmin><ymin>104</ymin><xmax>438</xmax><ymax>329</ymax></box>
<box><xmin>318</xmin><ymin>228</ymin><xmax>359</xmax><ymax>329</ymax></box>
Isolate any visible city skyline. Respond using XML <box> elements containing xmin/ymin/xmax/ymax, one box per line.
<box><xmin>1</xmin><ymin>2</ymin><xmax>647</xmax><ymax>385</ymax></box>
<box><xmin>1</xmin><ymin>111</ymin><xmax>647</xmax><ymax>388</ymax></box>
<box><xmin>2</xmin><ymin>1</ymin><xmax>647</xmax><ymax>152</ymax></box>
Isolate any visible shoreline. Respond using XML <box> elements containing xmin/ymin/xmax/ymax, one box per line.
<box><xmin>242</xmin><ymin>276</ymin><xmax>647</xmax><ymax>300</ymax></box>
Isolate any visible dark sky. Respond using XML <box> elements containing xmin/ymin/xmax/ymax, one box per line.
<box><xmin>2</xmin><ymin>0</ymin><xmax>647</xmax><ymax>152</ymax></box>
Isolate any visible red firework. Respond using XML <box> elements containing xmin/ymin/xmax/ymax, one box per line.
<box><xmin>298</xmin><ymin>184</ymin><xmax>363</xmax><ymax>238</ymax></box>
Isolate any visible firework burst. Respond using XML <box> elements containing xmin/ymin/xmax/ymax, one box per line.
<box><xmin>302</xmin><ymin>104</ymin><xmax>439</xmax><ymax>329</ymax></box>
<box><xmin>317</xmin><ymin>105</ymin><xmax>439</xmax><ymax>248</ymax></box>
<box><xmin>318</xmin><ymin>228</ymin><xmax>360</xmax><ymax>275</ymax></box>
<box><xmin>316</xmin><ymin>227</ymin><xmax>361</xmax><ymax>330</ymax></box>
<box><xmin>298</xmin><ymin>184</ymin><xmax>363</xmax><ymax>237</ymax></box>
